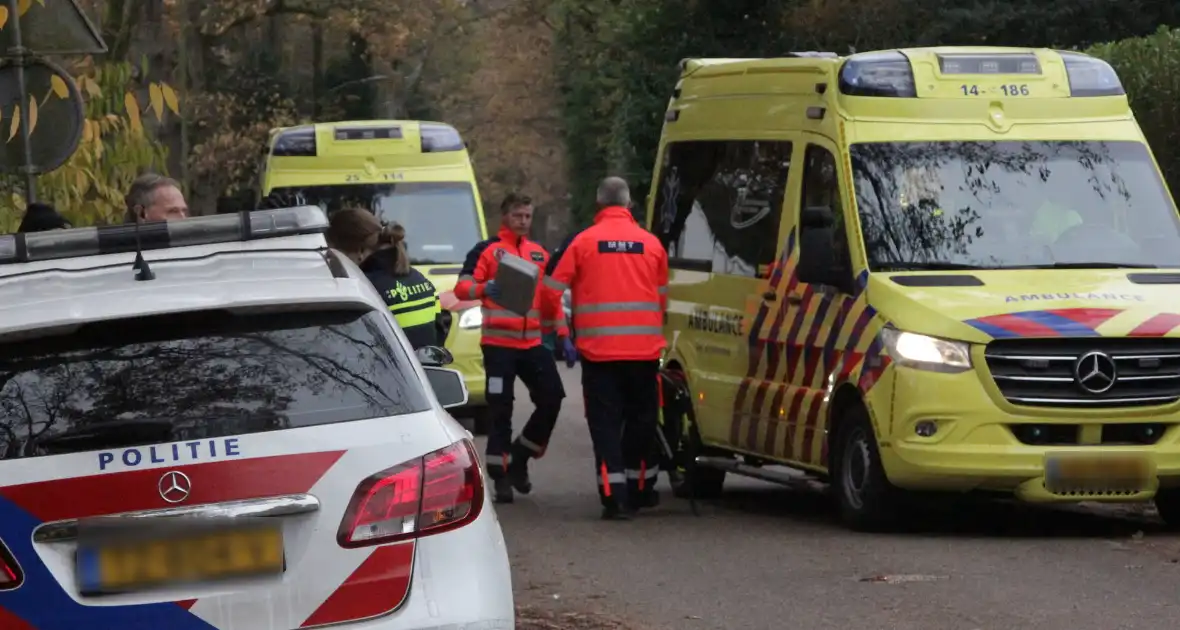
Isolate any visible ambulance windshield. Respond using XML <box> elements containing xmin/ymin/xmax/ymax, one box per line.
<box><xmin>851</xmin><ymin>140</ymin><xmax>1180</xmax><ymax>271</ymax></box>
<box><xmin>263</xmin><ymin>181</ymin><xmax>483</xmax><ymax>264</ymax></box>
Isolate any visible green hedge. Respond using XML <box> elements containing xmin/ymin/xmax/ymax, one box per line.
<box><xmin>1087</xmin><ymin>26</ymin><xmax>1180</xmax><ymax>197</ymax></box>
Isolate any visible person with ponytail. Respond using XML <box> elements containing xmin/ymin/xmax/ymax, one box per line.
<box><xmin>326</xmin><ymin>208</ymin><xmax>443</xmax><ymax>349</ymax></box>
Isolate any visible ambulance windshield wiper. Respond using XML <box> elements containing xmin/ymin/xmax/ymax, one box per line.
<box><xmin>34</xmin><ymin>418</ymin><xmax>174</xmax><ymax>454</ymax></box>
<box><xmin>1019</xmin><ymin>262</ymin><xmax>1158</xmax><ymax>269</ymax></box>
<box><xmin>881</xmin><ymin>262</ymin><xmax>997</xmax><ymax>271</ymax></box>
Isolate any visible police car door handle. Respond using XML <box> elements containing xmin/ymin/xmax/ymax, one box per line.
<box><xmin>762</xmin><ymin>291</ymin><xmax>777</xmax><ymax>302</ymax></box>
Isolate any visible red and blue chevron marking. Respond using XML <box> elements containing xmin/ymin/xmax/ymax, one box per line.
<box><xmin>965</xmin><ymin>308</ymin><xmax>1123</xmax><ymax>338</ymax></box>
<box><xmin>0</xmin><ymin>451</ymin><xmax>345</xmax><ymax>629</ymax></box>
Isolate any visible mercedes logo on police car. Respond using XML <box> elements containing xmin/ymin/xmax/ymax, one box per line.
<box><xmin>1073</xmin><ymin>351</ymin><xmax>1118</xmax><ymax>394</ymax></box>
<box><xmin>158</xmin><ymin>470</ymin><xmax>192</xmax><ymax>504</ymax></box>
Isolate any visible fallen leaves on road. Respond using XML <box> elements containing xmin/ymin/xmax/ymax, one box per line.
<box><xmin>517</xmin><ymin>605</ymin><xmax>647</xmax><ymax>629</ymax></box>
<box><xmin>859</xmin><ymin>574</ymin><xmax>949</xmax><ymax>584</ymax></box>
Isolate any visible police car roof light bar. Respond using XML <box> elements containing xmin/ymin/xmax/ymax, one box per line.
<box><xmin>0</xmin><ymin>206</ymin><xmax>329</xmax><ymax>266</ymax></box>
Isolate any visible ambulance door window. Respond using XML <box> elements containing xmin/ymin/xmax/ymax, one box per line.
<box><xmin>799</xmin><ymin>144</ymin><xmax>854</xmax><ymax>292</ymax></box>
<box><xmin>652</xmin><ymin>140</ymin><xmax>792</xmax><ymax>278</ymax></box>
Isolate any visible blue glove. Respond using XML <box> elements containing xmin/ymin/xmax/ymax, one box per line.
<box><xmin>561</xmin><ymin>336</ymin><xmax>578</xmax><ymax>367</ymax></box>
<box><xmin>483</xmin><ymin>280</ymin><xmax>501</xmax><ymax>301</ymax></box>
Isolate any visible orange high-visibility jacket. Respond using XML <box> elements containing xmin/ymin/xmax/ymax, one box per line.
<box><xmin>542</xmin><ymin>206</ymin><xmax>668</xmax><ymax>362</ymax></box>
<box><xmin>455</xmin><ymin>225</ymin><xmax>568</xmax><ymax>349</ymax></box>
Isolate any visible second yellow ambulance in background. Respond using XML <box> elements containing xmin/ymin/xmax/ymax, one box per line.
<box><xmin>258</xmin><ymin>120</ymin><xmax>489</xmax><ymax>422</ymax></box>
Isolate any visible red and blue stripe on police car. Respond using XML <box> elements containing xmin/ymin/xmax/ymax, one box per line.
<box><xmin>0</xmin><ymin>447</ymin><xmax>418</xmax><ymax>629</ymax></box>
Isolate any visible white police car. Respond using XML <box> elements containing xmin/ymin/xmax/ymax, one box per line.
<box><xmin>0</xmin><ymin>207</ymin><xmax>514</xmax><ymax>629</ymax></box>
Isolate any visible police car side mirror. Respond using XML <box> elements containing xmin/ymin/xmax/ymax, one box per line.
<box><xmin>415</xmin><ymin>345</ymin><xmax>454</xmax><ymax>367</ymax></box>
<box><xmin>797</xmin><ymin>206</ymin><xmax>855</xmax><ymax>294</ymax></box>
<box><xmin>423</xmin><ymin>366</ymin><xmax>469</xmax><ymax>409</ymax></box>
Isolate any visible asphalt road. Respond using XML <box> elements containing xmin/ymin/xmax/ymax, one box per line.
<box><xmin>484</xmin><ymin>364</ymin><xmax>1180</xmax><ymax>630</ymax></box>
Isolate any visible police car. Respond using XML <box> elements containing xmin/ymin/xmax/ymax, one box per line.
<box><xmin>0</xmin><ymin>206</ymin><xmax>514</xmax><ymax>629</ymax></box>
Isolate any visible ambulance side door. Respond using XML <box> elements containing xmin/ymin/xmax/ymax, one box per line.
<box><xmin>652</xmin><ymin>139</ymin><xmax>793</xmax><ymax>448</ymax></box>
<box><xmin>774</xmin><ymin>136</ymin><xmax>859</xmax><ymax>468</ymax></box>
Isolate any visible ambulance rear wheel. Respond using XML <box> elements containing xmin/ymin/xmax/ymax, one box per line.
<box><xmin>832</xmin><ymin>405</ymin><xmax>900</xmax><ymax>531</ymax></box>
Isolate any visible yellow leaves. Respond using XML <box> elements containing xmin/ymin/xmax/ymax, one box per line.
<box><xmin>8</xmin><ymin>104</ymin><xmax>18</xmax><ymax>142</ymax></box>
<box><xmin>50</xmin><ymin>75</ymin><xmax>69</xmax><ymax>99</ymax></box>
<box><xmin>83</xmin><ymin>76</ymin><xmax>101</xmax><ymax>98</ymax></box>
<box><xmin>149</xmin><ymin>83</ymin><xmax>164</xmax><ymax>120</ymax></box>
<box><xmin>162</xmin><ymin>84</ymin><xmax>180</xmax><ymax>116</ymax></box>
<box><xmin>27</xmin><ymin>96</ymin><xmax>37</xmax><ymax>136</ymax></box>
<box><xmin>0</xmin><ymin>6</ymin><xmax>8</xmax><ymax>30</ymax></box>
<box><xmin>16</xmin><ymin>0</ymin><xmax>29</xmax><ymax>17</ymax></box>
<box><xmin>124</xmin><ymin>92</ymin><xmax>142</xmax><ymax>135</ymax></box>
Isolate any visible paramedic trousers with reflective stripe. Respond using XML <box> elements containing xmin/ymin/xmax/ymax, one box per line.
<box><xmin>483</xmin><ymin>344</ymin><xmax>566</xmax><ymax>478</ymax></box>
<box><xmin>581</xmin><ymin>358</ymin><xmax>660</xmax><ymax>508</ymax></box>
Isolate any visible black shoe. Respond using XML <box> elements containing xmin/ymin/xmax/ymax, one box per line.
<box><xmin>507</xmin><ymin>458</ymin><xmax>533</xmax><ymax>495</ymax></box>
<box><xmin>628</xmin><ymin>490</ymin><xmax>660</xmax><ymax>510</ymax></box>
<box><xmin>601</xmin><ymin>503</ymin><xmax>637</xmax><ymax>521</ymax></box>
<box><xmin>493</xmin><ymin>477</ymin><xmax>514</xmax><ymax>504</ymax></box>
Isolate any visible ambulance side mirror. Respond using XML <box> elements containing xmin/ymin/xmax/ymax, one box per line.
<box><xmin>416</xmin><ymin>345</ymin><xmax>454</xmax><ymax>366</ymax></box>
<box><xmin>797</xmin><ymin>206</ymin><xmax>855</xmax><ymax>294</ymax></box>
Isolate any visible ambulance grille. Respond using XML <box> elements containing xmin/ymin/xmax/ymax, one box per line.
<box><xmin>984</xmin><ymin>338</ymin><xmax>1180</xmax><ymax>408</ymax></box>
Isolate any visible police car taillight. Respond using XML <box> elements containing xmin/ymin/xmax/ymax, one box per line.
<box><xmin>0</xmin><ymin>539</ymin><xmax>23</xmax><ymax>590</ymax></box>
<box><xmin>1059</xmin><ymin>51</ymin><xmax>1125</xmax><ymax>97</ymax></box>
<box><xmin>0</xmin><ymin>206</ymin><xmax>329</xmax><ymax>265</ymax></box>
<box><xmin>838</xmin><ymin>50</ymin><xmax>917</xmax><ymax>97</ymax></box>
<box><xmin>419</xmin><ymin>123</ymin><xmax>465</xmax><ymax>153</ymax></box>
<box><xmin>336</xmin><ymin>439</ymin><xmax>484</xmax><ymax>548</ymax></box>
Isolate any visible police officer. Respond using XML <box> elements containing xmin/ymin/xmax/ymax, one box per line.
<box><xmin>327</xmin><ymin>208</ymin><xmax>443</xmax><ymax>349</ymax></box>
<box><xmin>455</xmin><ymin>193</ymin><xmax>568</xmax><ymax>503</ymax></box>
<box><xmin>542</xmin><ymin>177</ymin><xmax>669</xmax><ymax>520</ymax></box>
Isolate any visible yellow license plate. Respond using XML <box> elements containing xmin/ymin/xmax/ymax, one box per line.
<box><xmin>77</xmin><ymin>524</ymin><xmax>284</xmax><ymax>594</ymax></box>
<box><xmin>1044</xmin><ymin>452</ymin><xmax>1155</xmax><ymax>493</ymax></box>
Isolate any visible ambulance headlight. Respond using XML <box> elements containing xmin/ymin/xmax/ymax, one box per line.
<box><xmin>879</xmin><ymin>328</ymin><xmax>972</xmax><ymax>373</ymax></box>
<box><xmin>458</xmin><ymin>306</ymin><xmax>482</xmax><ymax>329</ymax></box>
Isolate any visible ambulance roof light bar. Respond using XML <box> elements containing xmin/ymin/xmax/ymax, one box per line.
<box><xmin>420</xmin><ymin>122</ymin><xmax>465</xmax><ymax>153</ymax></box>
<box><xmin>0</xmin><ymin>206</ymin><xmax>330</xmax><ymax>266</ymax></box>
<box><xmin>1059</xmin><ymin>51</ymin><xmax>1125</xmax><ymax>97</ymax></box>
<box><xmin>838</xmin><ymin>51</ymin><xmax>917</xmax><ymax>98</ymax></box>
<box><xmin>272</xmin><ymin>125</ymin><xmax>317</xmax><ymax>156</ymax></box>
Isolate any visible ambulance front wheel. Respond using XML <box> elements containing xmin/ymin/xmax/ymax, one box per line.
<box><xmin>1153</xmin><ymin>488</ymin><xmax>1180</xmax><ymax>529</ymax></box>
<box><xmin>669</xmin><ymin>407</ymin><xmax>726</xmax><ymax>500</ymax></box>
<box><xmin>832</xmin><ymin>405</ymin><xmax>901</xmax><ymax>532</ymax></box>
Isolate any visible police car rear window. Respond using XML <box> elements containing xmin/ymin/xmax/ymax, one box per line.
<box><xmin>0</xmin><ymin>308</ymin><xmax>431</xmax><ymax>460</ymax></box>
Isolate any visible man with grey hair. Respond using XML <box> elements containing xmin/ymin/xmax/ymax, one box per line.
<box><xmin>124</xmin><ymin>173</ymin><xmax>188</xmax><ymax>223</ymax></box>
<box><xmin>542</xmin><ymin>176</ymin><xmax>669</xmax><ymax>520</ymax></box>
<box><xmin>597</xmin><ymin>175</ymin><xmax>632</xmax><ymax>208</ymax></box>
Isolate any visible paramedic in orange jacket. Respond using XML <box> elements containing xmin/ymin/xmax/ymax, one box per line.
<box><xmin>455</xmin><ymin>192</ymin><xmax>569</xmax><ymax>504</ymax></box>
<box><xmin>542</xmin><ymin>177</ymin><xmax>669</xmax><ymax>520</ymax></box>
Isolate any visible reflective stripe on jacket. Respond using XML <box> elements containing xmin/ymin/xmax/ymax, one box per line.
<box><xmin>542</xmin><ymin>206</ymin><xmax>668</xmax><ymax>361</ymax></box>
<box><xmin>363</xmin><ymin>260</ymin><xmax>441</xmax><ymax>350</ymax></box>
<box><xmin>454</xmin><ymin>225</ymin><xmax>568</xmax><ymax>349</ymax></box>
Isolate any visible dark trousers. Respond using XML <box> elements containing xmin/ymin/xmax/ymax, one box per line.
<box><xmin>483</xmin><ymin>344</ymin><xmax>565</xmax><ymax>478</ymax></box>
<box><xmin>581</xmin><ymin>358</ymin><xmax>660</xmax><ymax>508</ymax></box>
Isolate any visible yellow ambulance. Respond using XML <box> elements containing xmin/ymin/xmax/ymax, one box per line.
<box><xmin>649</xmin><ymin>47</ymin><xmax>1180</xmax><ymax>530</ymax></box>
<box><xmin>259</xmin><ymin>120</ymin><xmax>488</xmax><ymax>417</ymax></box>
